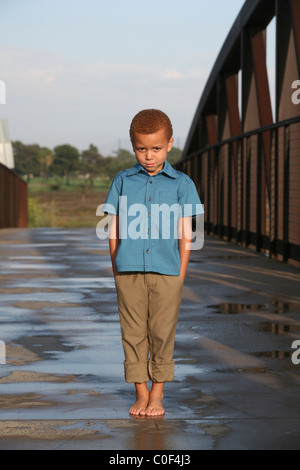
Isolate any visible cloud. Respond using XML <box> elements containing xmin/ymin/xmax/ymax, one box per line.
<box><xmin>0</xmin><ymin>45</ymin><xmax>207</xmax><ymax>152</ymax></box>
<box><xmin>164</xmin><ymin>69</ymin><xmax>183</xmax><ymax>80</ymax></box>
<box><xmin>1</xmin><ymin>45</ymin><xmax>204</xmax><ymax>91</ymax></box>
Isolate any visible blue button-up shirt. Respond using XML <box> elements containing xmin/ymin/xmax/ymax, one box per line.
<box><xmin>102</xmin><ymin>160</ymin><xmax>204</xmax><ymax>275</ymax></box>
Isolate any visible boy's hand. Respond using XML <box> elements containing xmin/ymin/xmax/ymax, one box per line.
<box><xmin>178</xmin><ymin>217</ymin><xmax>192</xmax><ymax>284</ymax></box>
<box><xmin>109</xmin><ymin>215</ymin><xmax>119</xmax><ymax>278</ymax></box>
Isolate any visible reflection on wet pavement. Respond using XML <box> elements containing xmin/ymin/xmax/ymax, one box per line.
<box><xmin>0</xmin><ymin>228</ymin><xmax>299</xmax><ymax>449</ymax></box>
<box><xmin>207</xmin><ymin>301</ymin><xmax>300</xmax><ymax>315</ymax></box>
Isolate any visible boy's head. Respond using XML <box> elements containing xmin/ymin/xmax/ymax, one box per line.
<box><xmin>129</xmin><ymin>109</ymin><xmax>173</xmax><ymax>143</ymax></box>
<box><xmin>129</xmin><ymin>109</ymin><xmax>174</xmax><ymax>176</ymax></box>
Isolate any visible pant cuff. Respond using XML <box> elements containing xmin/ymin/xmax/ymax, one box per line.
<box><xmin>123</xmin><ymin>361</ymin><xmax>150</xmax><ymax>383</ymax></box>
<box><xmin>148</xmin><ymin>360</ymin><xmax>175</xmax><ymax>383</ymax></box>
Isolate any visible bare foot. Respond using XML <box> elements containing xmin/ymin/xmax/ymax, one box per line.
<box><xmin>129</xmin><ymin>396</ymin><xmax>149</xmax><ymax>415</ymax></box>
<box><xmin>145</xmin><ymin>396</ymin><xmax>165</xmax><ymax>416</ymax></box>
<box><xmin>129</xmin><ymin>384</ymin><xmax>149</xmax><ymax>416</ymax></box>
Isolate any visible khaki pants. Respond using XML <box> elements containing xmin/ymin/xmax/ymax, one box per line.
<box><xmin>115</xmin><ymin>272</ymin><xmax>183</xmax><ymax>383</ymax></box>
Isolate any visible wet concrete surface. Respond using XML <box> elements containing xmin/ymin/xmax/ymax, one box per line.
<box><xmin>0</xmin><ymin>227</ymin><xmax>300</xmax><ymax>450</ymax></box>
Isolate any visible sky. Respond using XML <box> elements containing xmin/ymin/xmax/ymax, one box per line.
<box><xmin>0</xmin><ymin>0</ymin><xmax>275</xmax><ymax>156</ymax></box>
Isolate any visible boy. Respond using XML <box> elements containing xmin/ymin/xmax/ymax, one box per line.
<box><xmin>102</xmin><ymin>109</ymin><xmax>203</xmax><ymax>416</ymax></box>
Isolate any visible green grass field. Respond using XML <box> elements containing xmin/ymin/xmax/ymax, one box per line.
<box><xmin>28</xmin><ymin>176</ymin><xmax>111</xmax><ymax>228</ymax></box>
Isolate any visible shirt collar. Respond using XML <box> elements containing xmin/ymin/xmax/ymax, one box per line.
<box><xmin>127</xmin><ymin>160</ymin><xmax>177</xmax><ymax>179</ymax></box>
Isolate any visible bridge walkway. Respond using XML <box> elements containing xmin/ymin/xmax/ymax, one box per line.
<box><xmin>0</xmin><ymin>228</ymin><xmax>299</xmax><ymax>450</ymax></box>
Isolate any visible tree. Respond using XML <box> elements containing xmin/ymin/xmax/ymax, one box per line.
<box><xmin>80</xmin><ymin>144</ymin><xmax>103</xmax><ymax>186</ymax></box>
<box><xmin>12</xmin><ymin>141</ymin><xmax>42</xmax><ymax>178</ymax></box>
<box><xmin>101</xmin><ymin>148</ymin><xmax>135</xmax><ymax>179</ymax></box>
<box><xmin>167</xmin><ymin>147</ymin><xmax>182</xmax><ymax>166</ymax></box>
<box><xmin>38</xmin><ymin>147</ymin><xmax>53</xmax><ymax>180</ymax></box>
<box><xmin>50</xmin><ymin>144</ymin><xmax>80</xmax><ymax>184</ymax></box>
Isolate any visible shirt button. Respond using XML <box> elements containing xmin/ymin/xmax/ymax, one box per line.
<box><xmin>148</xmin><ymin>213</ymin><xmax>151</xmax><ymax>217</ymax></box>
<box><xmin>149</xmin><ymin>180</ymin><xmax>153</xmax><ymax>184</ymax></box>
<box><xmin>146</xmin><ymin>249</ymin><xmax>150</xmax><ymax>254</ymax></box>
<box><xmin>148</xmin><ymin>197</ymin><xmax>151</xmax><ymax>201</ymax></box>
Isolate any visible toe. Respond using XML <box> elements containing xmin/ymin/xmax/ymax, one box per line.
<box><xmin>145</xmin><ymin>406</ymin><xmax>165</xmax><ymax>417</ymax></box>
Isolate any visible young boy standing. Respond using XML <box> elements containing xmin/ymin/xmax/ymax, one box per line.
<box><xmin>102</xmin><ymin>109</ymin><xmax>203</xmax><ymax>416</ymax></box>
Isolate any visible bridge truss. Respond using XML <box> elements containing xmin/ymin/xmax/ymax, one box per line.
<box><xmin>177</xmin><ymin>0</ymin><xmax>300</xmax><ymax>266</ymax></box>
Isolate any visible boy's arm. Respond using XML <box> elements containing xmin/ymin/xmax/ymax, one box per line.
<box><xmin>178</xmin><ymin>216</ymin><xmax>192</xmax><ymax>283</ymax></box>
<box><xmin>109</xmin><ymin>214</ymin><xmax>119</xmax><ymax>278</ymax></box>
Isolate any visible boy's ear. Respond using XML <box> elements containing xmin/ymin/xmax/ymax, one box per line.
<box><xmin>167</xmin><ymin>137</ymin><xmax>174</xmax><ymax>152</ymax></box>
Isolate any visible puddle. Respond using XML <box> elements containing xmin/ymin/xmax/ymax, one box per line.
<box><xmin>44</xmin><ymin>277</ymin><xmax>115</xmax><ymax>289</ymax></box>
<box><xmin>190</xmin><ymin>255</ymin><xmax>254</xmax><ymax>262</ymax></box>
<box><xmin>7</xmin><ymin>256</ymin><xmax>53</xmax><ymax>260</ymax></box>
<box><xmin>37</xmin><ymin>230</ymin><xmax>80</xmax><ymax>235</ymax></box>
<box><xmin>78</xmin><ymin>243</ymin><xmax>109</xmax><ymax>250</ymax></box>
<box><xmin>5</xmin><ymin>335</ymin><xmax>75</xmax><ymax>365</ymax></box>
<box><xmin>0</xmin><ymin>262</ymin><xmax>66</xmax><ymax>270</ymax></box>
<box><xmin>7</xmin><ymin>277</ymin><xmax>115</xmax><ymax>291</ymax></box>
<box><xmin>259</xmin><ymin>322</ymin><xmax>300</xmax><ymax>335</ymax></box>
<box><xmin>7</xmin><ymin>243</ymin><xmax>67</xmax><ymax>247</ymax></box>
<box><xmin>14</xmin><ymin>335</ymin><xmax>74</xmax><ymax>357</ymax></box>
<box><xmin>207</xmin><ymin>300</ymin><xmax>300</xmax><ymax>315</ymax></box>
<box><xmin>214</xmin><ymin>366</ymin><xmax>271</xmax><ymax>374</ymax></box>
<box><xmin>173</xmin><ymin>355</ymin><xmax>198</xmax><ymax>365</ymax></box>
<box><xmin>253</xmin><ymin>350</ymin><xmax>292</xmax><ymax>359</ymax></box>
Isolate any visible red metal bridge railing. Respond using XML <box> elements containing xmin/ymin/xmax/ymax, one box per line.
<box><xmin>0</xmin><ymin>163</ymin><xmax>28</xmax><ymax>228</ymax></box>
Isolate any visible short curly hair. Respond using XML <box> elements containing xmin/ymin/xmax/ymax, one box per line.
<box><xmin>129</xmin><ymin>109</ymin><xmax>173</xmax><ymax>143</ymax></box>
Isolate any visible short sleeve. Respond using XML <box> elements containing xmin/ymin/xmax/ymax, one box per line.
<box><xmin>101</xmin><ymin>173</ymin><xmax>123</xmax><ymax>215</ymax></box>
<box><xmin>178</xmin><ymin>175</ymin><xmax>204</xmax><ymax>218</ymax></box>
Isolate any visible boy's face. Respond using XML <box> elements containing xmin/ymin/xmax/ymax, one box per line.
<box><xmin>132</xmin><ymin>128</ymin><xmax>174</xmax><ymax>176</ymax></box>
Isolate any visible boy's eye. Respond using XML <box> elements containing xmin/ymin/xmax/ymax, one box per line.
<box><xmin>136</xmin><ymin>147</ymin><xmax>161</xmax><ymax>151</ymax></box>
